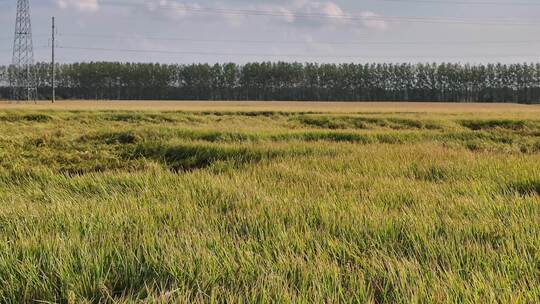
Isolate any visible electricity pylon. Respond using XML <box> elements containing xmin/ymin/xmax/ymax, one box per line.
<box><xmin>11</xmin><ymin>0</ymin><xmax>37</xmax><ymax>102</ymax></box>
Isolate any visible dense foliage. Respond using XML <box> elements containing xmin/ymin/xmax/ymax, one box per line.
<box><xmin>1</xmin><ymin>62</ymin><xmax>540</xmax><ymax>102</ymax></box>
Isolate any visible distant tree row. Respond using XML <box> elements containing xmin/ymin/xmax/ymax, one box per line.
<box><xmin>1</xmin><ymin>62</ymin><xmax>540</xmax><ymax>103</ymax></box>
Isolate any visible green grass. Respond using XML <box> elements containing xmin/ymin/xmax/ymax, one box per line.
<box><xmin>0</xmin><ymin>110</ymin><xmax>539</xmax><ymax>303</ymax></box>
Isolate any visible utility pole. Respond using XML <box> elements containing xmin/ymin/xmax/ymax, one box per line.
<box><xmin>11</xmin><ymin>0</ymin><xmax>37</xmax><ymax>103</ymax></box>
<box><xmin>51</xmin><ymin>16</ymin><xmax>55</xmax><ymax>103</ymax></box>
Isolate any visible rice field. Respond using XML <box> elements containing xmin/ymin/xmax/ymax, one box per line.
<box><xmin>0</xmin><ymin>102</ymin><xmax>539</xmax><ymax>303</ymax></box>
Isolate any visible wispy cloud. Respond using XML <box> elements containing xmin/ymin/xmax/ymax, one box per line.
<box><xmin>56</xmin><ymin>0</ymin><xmax>99</xmax><ymax>12</ymax></box>
<box><xmin>134</xmin><ymin>0</ymin><xmax>388</xmax><ymax>30</ymax></box>
<box><xmin>142</xmin><ymin>0</ymin><xmax>202</xmax><ymax>20</ymax></box>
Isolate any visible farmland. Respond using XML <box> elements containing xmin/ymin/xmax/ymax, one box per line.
<box><xmin>0</xmin><ymin>101</ymin><xmax>539</xmax><ymax>303</ymax></box>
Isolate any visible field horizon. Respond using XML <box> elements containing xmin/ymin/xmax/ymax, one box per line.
<box><xmin>0</xmin><ymin>103</ymin><xmax>538</xmax><ymax>302</ymax></box>
<box><xmin>0</xmin><ymin>100</ymin><xmax>539</xmax><ymax>114</ymax></box>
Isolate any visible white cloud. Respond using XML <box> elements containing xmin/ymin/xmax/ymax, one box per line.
<box><xmin>358</xmin><ymin>11</ymin><xmax>388</xmax><ymax>31</ymax></box>
<box><xmin>142</xmin><ymin>0</ymin><xmax>202</xmax><ymax>20</ymax></box>
<box><xmin>275</xmin><ymin>7</ymin><xmax>296</xmax><ymax>24</ymax></box>
<box><xmin>127</xmin><ymin>1</ymin><xmax>387</xmax><ymax>31</ymax></box>
<box><xmin>258</xmin><ymin>1</ymin><xmax>388</xmax><ymax>31</ymax></box>
<box><xmin>56</xmin><ymin>0</ymin><xmax>99</xmax><ymax>12</ymax></box>
<box><xmin>295</xmin><ymin>2</ymin><xmax>348</xmax><ymax>27</ymax></box>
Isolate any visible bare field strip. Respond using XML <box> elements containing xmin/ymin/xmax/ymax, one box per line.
<box><xmin>0</xmin><ymin>100</ymin><xmax>539</xmax><ymax>114</ymax></box>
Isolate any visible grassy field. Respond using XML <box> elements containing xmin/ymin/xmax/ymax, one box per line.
<box><xmin>0</xmin><ymin>102</ymin><xmax>539</xmax><ymax>303</ymax></box>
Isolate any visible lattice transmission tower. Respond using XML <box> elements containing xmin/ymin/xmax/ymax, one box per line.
<box><xmin>10</xmin><ymin>0</ymin><xmax>37</xmax><ymax>102</ymax></box>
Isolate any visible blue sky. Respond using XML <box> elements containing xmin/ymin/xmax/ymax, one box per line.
<box><xmin>1</xmin><ymin>0</ymin><xmax>539</xmax><ymax>65</ymax></box>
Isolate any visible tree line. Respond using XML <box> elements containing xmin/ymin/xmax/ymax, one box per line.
<box><xmin>1</xmin><ymin>62</ymin><xmax>540</xmax><ymax>103</ymax></box>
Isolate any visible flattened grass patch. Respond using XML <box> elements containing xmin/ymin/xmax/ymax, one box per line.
<box><xmin>387</xmin><ymin>118</ymin><xmax>442</xmax><ymax>130</ymax></box>
<box><xmin>295</xmin><ymin>115</ymin><xmax>442</xmax><ymax>130</ymax></box>
<box><xmin>195</xmin><ymin>111</ymin><xmax>295</xmax><ymax>117</ymax></box>
<box><xmin>129</xmin><ymin>142</ymin><xmax>314</xmax><ymax>172</ymax></box>
<box><xmin>408</xmin><ymin>164</ymin><xmax>452</xmax><ymax>182</ymax></box>
<box><xmin>0</xmin><ymin>113</ymin><xmax>52</xmax><ymax>123</ymax></box>
<box><xmin>506</xmin><ymin>180</ymin><xmax>540</xmax><ymax>196</ymax></box>
<box><xmin>271</xmin><ymin>131</ymin><xmax>374</xmax><ymax>144</ymax></box>
<box><xmin>80</xmin><ymin>131</ymin><xmax>142</xmax><ymax>145</ymax></box>
<box><xmin>295</xmin><ymin>115</ymin><xmax>384</xmax><ymax>129</ymax></box>
<box><xmin>459</xmin><ymin>119</ymin><xmax>538</xmax><ymax>131</ymax></box>
<box><xmin>99</xmin><ymin>112</ymin><xmax>176</xmax><ymax>123</ymax></box>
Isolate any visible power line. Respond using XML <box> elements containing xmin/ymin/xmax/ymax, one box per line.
<box><xmin>0</xmin><ymin>34</ymin><xmax>47</xmax><ymax>40</ymax></box>
<box><xmin>0</xmin><ymin>46</ymin><xmax>48</xmax><ymax>54</ymax></box>
<box><xmin>57</xmin><ymin>45</ymin><xmax>540</xmax><ymax>60</ymax></box>
<box><xmin>98</xmin><ymin>1</ymin><xmax>540</xmax><ymax>27</ymax></box>
<box><xmin>0</xmin><ymin>37</ymin><xmax>47</xmax><ymax>45</ymax></box>
<box><xmin>58</xmin><ymin>45</ymin><xmax>369</xmax><ymax>59</ymax></box>
<box><xmin>58</xmin><ymin>33</ymin><xmax>540</xmax><ymax>46</ymax></box>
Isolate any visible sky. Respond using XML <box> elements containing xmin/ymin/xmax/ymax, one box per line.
<box><xmin>1</xmin><ymin>0</ymin><xmax>540</xmax><ymax>65</ymax></box>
